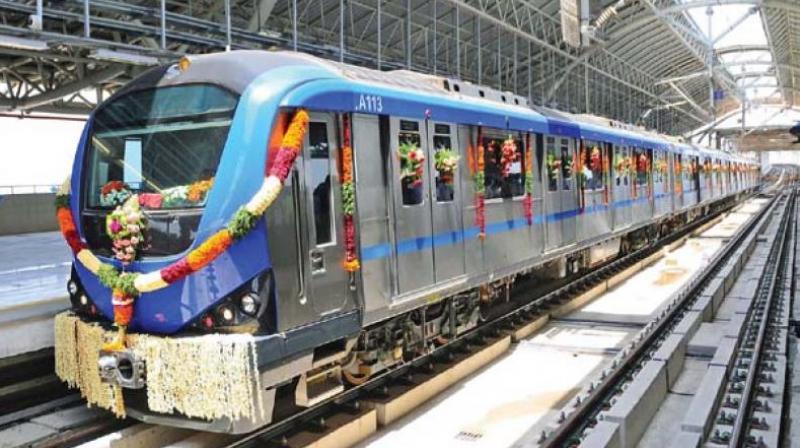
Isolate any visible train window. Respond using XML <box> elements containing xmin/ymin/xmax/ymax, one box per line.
<box><xmin>559</xmin><ymin>138</ymin><xmax>572</xmax><ymax>190</ymax></box>
<box><xmin>398</xmin><ymin>120</ymin><xmax>424</xmax><ymax>206</ymax></box>
<box><xmin>582</xmin><ymin>140</ymin><xmax>605</xmax><ymax>191</ymax></box>
<box><xmin>308</xmin><ymin>122</ymin><xmax>334</xmax><ymax>246</ymax></box>
<box><xmin>634</xmin><ymin>148</ymin><xmax>649</xmax><ymax>186</ymax></box>
<box><xmin>433</xmin><ymin>124</ymin><xmax>455</xmax><ymax>202</ymax></box>
<box><xmin>483</xmin><ymin>129</ymin><xmax>525</xmax><ymax>199</ymax></box>
<box><xmin>614</xmin><ymin>146</ymin><xmax>628</xmax><ymax>187</ymax></box>
<box><xmin>546</xmin><ymin>136</ymin><xmax>558</xmax><ymax>192</ymax></box>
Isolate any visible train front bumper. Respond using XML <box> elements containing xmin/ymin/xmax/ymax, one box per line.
<box><xmin>53</xmin><ymin>312</ymin><xmax>272</xmax><ymax>433</ymax></box>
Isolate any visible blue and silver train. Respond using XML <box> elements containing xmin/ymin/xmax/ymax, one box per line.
<box><xmin>63</xmin><ymin>50</ymin><xmax>759</xmax><ymax>432</ymax></box>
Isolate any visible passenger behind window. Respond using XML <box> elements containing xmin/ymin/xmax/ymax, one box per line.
<box><xmin>483</xmin><ymin>132</ymin><xmax>524</xmax><ymax>199</ymax></box>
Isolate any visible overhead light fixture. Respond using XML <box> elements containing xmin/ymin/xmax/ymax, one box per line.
<box><xmin>0</xmin><ymin>35</ymin><xmax>48</xmax><ymax>51</ymax></box>
<box><xmin>89</xmin><ymin>48</ymin><xmax>159</xmax><ymax>66</ymax></box>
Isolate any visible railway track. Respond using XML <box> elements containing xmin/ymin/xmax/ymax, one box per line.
<box><xmin>0</xmin><ymin>331</ymin><xmax>131</xmax><ymax>448</ymax></box>
<box><xmin>707</xmin><ymin>192</ymin><xmax>794</xmax><ymax>447</ymax></box>
<box><xmin>536</xmin><ymin>189</ymin><xmax>794</xmax><ymax>447</ymax></box>
<box><xmin>221</xmin><ymin>196</ymin><xmax>756</xmax><ymax>448</ymax></box>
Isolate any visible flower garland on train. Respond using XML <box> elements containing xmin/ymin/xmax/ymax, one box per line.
<box><xmin>398</xmin><ymin>141</ymin><xmax>425</xmax><ymax>188</ymax></box>
<box><xmin>636</xmin><ymin>153</ymin><xmax>651</xmax><ymax>198</ymax></box>
<box><xmin>472</xmin><ymin>128</ymin><xmax>486</xmax><ymax>239</ymax></box>
<box><xmin>523</xmin><ymin>134</ymin><xmax>533</xmax><ymax>226</ymax></box>
<box><xmin>341</xmin><ymin>114</ymin><xmax>360</xmax><ymax>272</ymax></box>
<box><xmin>546</xmin><ymin>153</ymin><xmax>561</xmax><ymax>179</ymax></box>
<box><xmin>55</xmin><ymin>110</ymin><xmax>312</xmax><ymax>351</ymax></box>
<box><xmin>499</xmin><ymin>137</ymin><xmax>518</xmax><ymax>178</ymax></box>
<box><xmin>434</xmin><ymin>148</ymin><xmax>459</xmax><ymax>186</ymax></box>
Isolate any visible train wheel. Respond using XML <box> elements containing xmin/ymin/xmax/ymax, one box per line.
<box><xmin>343</xmin><ymin>368</ymin><xmax>371</xmax><ymax>386</ymax></box>
<box><xmin>342</xmin><ymin>354</ymin><xmax>373</xmax><ymax>386</ymax></box>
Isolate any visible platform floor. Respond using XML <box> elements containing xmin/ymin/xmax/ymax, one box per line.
<box><xmin>0</xmin><ymin>231</ymin><xmax>70</xmax><ymax>308</ymax></box>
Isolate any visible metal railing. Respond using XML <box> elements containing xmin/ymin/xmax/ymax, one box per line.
<box><xmin>0</xmin><ymin>184</ymin><xmax>60</xmax><ymax>195</ymax></box>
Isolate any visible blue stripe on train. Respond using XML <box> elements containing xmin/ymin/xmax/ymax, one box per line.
<box><xmin>361</xmin><ymin>192</ymin><xmax>677</xmax><ymax>262</ymax></box>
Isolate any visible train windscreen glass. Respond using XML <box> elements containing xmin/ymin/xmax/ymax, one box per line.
<box><xmin>85</xmin><ymin>84</ymin><xmax>238</xmax><ymax>210</ymax></box>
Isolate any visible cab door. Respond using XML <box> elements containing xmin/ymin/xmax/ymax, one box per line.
<box><xmin>390</xmin><ymin>117</ymin><xmax>435</xmax><ymax>294</ymax></box>
<box><xmin>427</xmin><ymin>122</ymin><xmax>465</xmax><ymax>282</ymax></box>
<box><xmin>301</xmin><ymin>112</ymin><xmax>348</xmax><ymax>315</ymax></box>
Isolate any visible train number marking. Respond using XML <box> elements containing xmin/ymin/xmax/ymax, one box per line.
<box><xmin>357</xmin><ymin>94</ymin><xmax>383</xmax><ymax>113</ymax></box>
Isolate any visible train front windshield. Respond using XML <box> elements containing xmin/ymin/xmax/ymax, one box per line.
<box><xmin>82</xmin><ymin>84</ymin><xmax>238</xmax><ymax>256</ymax></box>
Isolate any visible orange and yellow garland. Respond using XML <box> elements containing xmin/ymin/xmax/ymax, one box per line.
<box><xmin>341</xmin><ymin>114</ymin><xmax>360</xmax><ymax>272</ymax></box>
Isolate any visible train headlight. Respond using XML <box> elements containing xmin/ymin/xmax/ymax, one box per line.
<box><xmin>67</xmin><ymin>280</ymin><xmax>78</xmax><ymax>296</ymax></box>
<box><xmin>240</xmin><ymin>293</ymin><xmax>260</xmax><ymax>316</ymax></box>
<box><xmin>80</xmin><ymin>294</ymin><xmax>89</xmax><ymax>306</ymax></box>
<box><xmin>217</xmin><ymin>304</ymin><xmax>235</xmax><ymax>323</ymax></box>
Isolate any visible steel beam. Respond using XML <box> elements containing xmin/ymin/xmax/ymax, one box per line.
<box><xmin>0</xmin><ymin>65</ymin><xmax>125</xmax><ymax>111</ymax></box>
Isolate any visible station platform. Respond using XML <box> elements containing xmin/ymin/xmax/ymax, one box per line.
<box><xmin>0</xmin><ymin>231</ymin><xmax>70</xmax><ymax>308</ymax></box>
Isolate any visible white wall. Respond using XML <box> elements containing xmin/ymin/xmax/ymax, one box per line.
<box><xmin>0</xmin><ymin>116</ymin><xmax>86</xmax><ymax>188</ymax></box>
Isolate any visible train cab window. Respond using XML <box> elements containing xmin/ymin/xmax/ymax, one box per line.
<box><xmin>433</xmin><ymin>124</ymin><xmax>456</xmax><ymax>202</ymax></box>
<box><xmin>483</xmin><ymin>129</ymin><xmax>524</xmax><ymax>199</ymax></box>
<box><xmin>398</xmin><ymin>120</ymin><xmax>424</xmax><ymax>206</ymax></box>
<box><xmin>559</xmin><ymin>138</ymin><xmax>572</xmax><ymax>190</ymax></box>
<box><xmin>582</xmin><ymin>140</ymin><xmax>605</xmax><ymax>191</ymax></box>
<box><xmin>546</xmin><ymin>136</ymin><xmax>559</xmax><ymax>192</ymax></box>
<box><xmin>308</xmin><ymin>122</ymin><xmax>334</xmax><ymax>246</ymax></box>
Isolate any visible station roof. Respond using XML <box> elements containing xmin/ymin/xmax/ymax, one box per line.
<box><xmin>0</xmin><ymin>0</ymin><xmax>796</xmax><ymax>138</ymax></box>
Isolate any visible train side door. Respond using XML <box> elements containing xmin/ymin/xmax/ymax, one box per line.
<box><xmin>390</xmin><ymin>118</ymin><xmax>435</xmax><ymax>294</ymax></box>
<box><xmin>613</xmin><ymin>144</ymin><xmax>631</xmax><ymax>230</ymax></box>
<box><xmin>301</xmin><ymin>112</ymin><xmax>348</xmax><ymax>315</ymax></box>
<box><xmin>560</xmin><ymin>137</ymin><xmax>577</xmax><ymax>245</ymax></box>
<box><xmin>427</xmin><ymin>122</ymin><xmax>465</xmax><ymax>281</ymax></box>
<box><xmin>543</xmin><ymin>136</ymin><xmax>561</xmax><ymax>250</ymax></box>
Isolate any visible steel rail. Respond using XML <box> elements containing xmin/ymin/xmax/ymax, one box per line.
<box><xmin>225</xmin><ymin>196</ymin><xmax>748</xmax><ymax>448</ymax></box>
<box><xmin>730</xmin><ymin>190</ymin><xmax>794</xmax><ymax>447</ymax></box>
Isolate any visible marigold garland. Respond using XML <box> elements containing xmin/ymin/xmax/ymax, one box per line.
<box><xmin>55</xmin><ymin>109</ymin><xmax>311</xmax><ymax>351</ymax></box>
<box><xmin>187</xmin><ymin>178</ymin><xmax>214</xmax><ymax>203</ymax></box>
<box><xmin>523</xmin><ymin>133</ymin><xmax>533</xmax><ymax>226</ymax></box>
<box><xmin>474</xmin><ymin>128</ymin><xmax>486</xmax><ymax>240</ymax></box>
<box><xmin>341</xmin><ymin>114</ymin><xmax>360</xmax><ymax>272</ymax></box>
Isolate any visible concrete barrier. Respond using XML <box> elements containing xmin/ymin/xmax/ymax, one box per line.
<box><xmin>651</xmin><ymin>333</ymin><xmax>687</xmax><ymax>388</ymax></box>
<box><xmin>581</xmin><ymin>421</ymin><xmax>621</xmax><ymax>448</ymax></box>
<box><xmin>603</xmin><ymin>360</ymin><xmax>668</xmax><ymax>448</ymax></box>
<box><xmin>0</xmin><ymin>193</ymin><xmax>58</xmax><ymax>236</ymax></box>
<box><xmin>681</xmin><ymin>365</ymin><xmax>726</xmax><ymax>436</ymax></box>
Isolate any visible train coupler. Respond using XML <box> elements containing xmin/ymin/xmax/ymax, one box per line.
<box><xmin>98</xmin><ymin>349</ymin><xmax>146</xmax><ymax>389</ymax></box>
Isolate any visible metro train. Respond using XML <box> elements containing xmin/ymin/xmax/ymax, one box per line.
<box><xmin>57</xmin><ymin>50</ymin><xmax>760</xmax><ymax>432</ymax></box>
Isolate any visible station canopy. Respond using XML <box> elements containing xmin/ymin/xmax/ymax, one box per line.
<box><xmin>0</xmin><ymin>0</ymin><xmax>796</xmax><ymax>140</ymax></box>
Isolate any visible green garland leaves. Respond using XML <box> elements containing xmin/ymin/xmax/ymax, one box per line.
<box><xmin>227</xmin><ymin>208</ymin><xmax>259</xmax><ymax>240</ymax></box>
<box><xmin>97</xmin><ymin>263</ymin><xmax>140</xmax><ymax>296</ymax></box>
<box><xmin>55</xmin><ymin>194</ymin><xmax>70</xmax><ymax>210</ymax></box>
<box><xmin>525</xmin><ymin>171</ymin><xmax>534</xmax><ymax>195</ymax></box>
<box><xmin>474</xmin><ymin>171</ymin><xmax>485</xmax><ymax>195</ymax></box>
<box><xmin>342</xmin><ymin>183</ymin><xmax>355</xmax><ymax>216</ymax></box>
